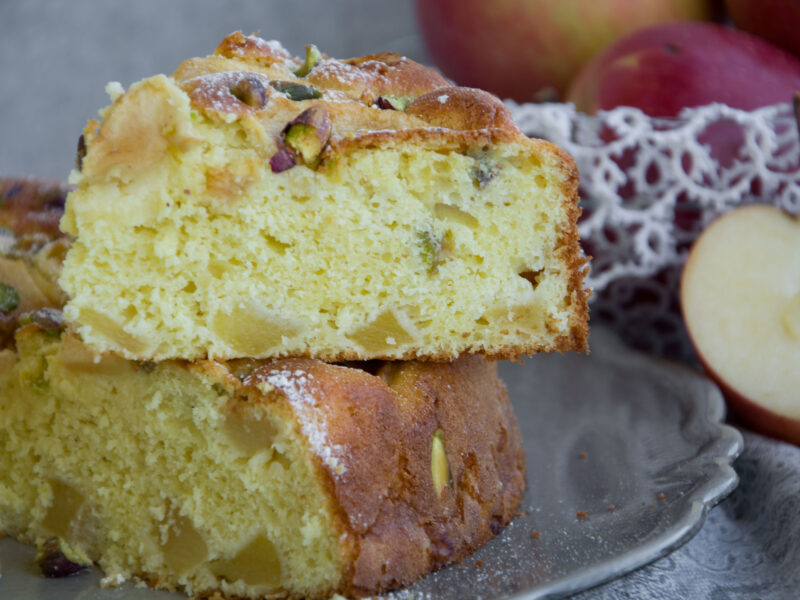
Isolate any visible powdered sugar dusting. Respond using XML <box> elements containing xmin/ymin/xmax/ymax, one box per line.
<box><xmin>313</xmin><ymin>59</ymin><xmax>372</xmax><ymax>87</ymax></box>
<box><xmin>437</xmin><ymin>94</ymin><xmax>449</xmax><ymax>104</ymax></box>
<box><xmin>246</xmin><ymin>36</ymin><xmax>291</xmax><ymax>58</ymax></box>
<box><xmin>265</xmin><ymin>368</ymin><xmax>347</xmax><ymax>475</ymax></box>
<box><xmin>184</xmin><ymin>71</ymin><xmax>272</xmax><ymax>115</ymax></box>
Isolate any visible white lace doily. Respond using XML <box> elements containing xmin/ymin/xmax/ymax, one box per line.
<box><xmin>507</xmin><ymin>101</ymin><xmax>800</xmax><ymax>359</ymax></box>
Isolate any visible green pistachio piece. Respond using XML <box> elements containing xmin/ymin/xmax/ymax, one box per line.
<box><xmin>18</xmin><ymin>308</ymin><xmax>64</xmax><ymax>335</ymax></box>
<box><xmin>294</xmin><ymin>44</ymin><xmax>322</xmax><ymax>77</ymax></box>
<box><xmin>271</xmin><ymin>81</ymin><xmax>322</xmax><ymax>101</ymax></box>
<box><xmin>281</xmin><ymin>106</ymin><xmax>332</xmax><ymax>168</ymax></box>
<box><xmin>431</xmin><ymin>429</ymin><xmax>451</xmax><ymax>496</ymax></box>
<box><xmin>376</xmin><ymin>95</ymin><xmax>412</xmax><ymax>111</ymax></box>
<box><xmin>416</xmin><ymin>230</ymin><xmax>441</xmax><ymax>273</ymax></box>
<box><xmin>471</xmin><ymin>152</ymin><xmax>501</xmax><ymax>188</ymax></box>
<box><xmin>230</xmin><ymin>76</ymin><xmax>268</xmax><ymax>109</ymax></box>
<box><xmin>285</xmin><ymin>124</ymin><xmax>322</xmax><ymax>165</ymax></box>
<box><xmin>36</xmin><ymin>537</ymin><xmax>90</xmax><ymax>578</ymax></box>
<box><xmin>0</xmin><ymin>282</ymin><xmax>20</xmax><ymax>313</ymax></box>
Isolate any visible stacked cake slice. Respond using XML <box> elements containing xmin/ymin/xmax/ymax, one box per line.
<box><xmin>0</xmin><ymin>33</ymin><xmax>589</xmax><ymax>599</ymax></box>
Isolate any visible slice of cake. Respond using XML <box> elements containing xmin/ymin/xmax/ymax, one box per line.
<box><xmin>60</xmin><ymin>32</ymin><xmax>590</xmax><ymax>362</ymax></box>
<box><xmin>0</xmin><ymin>322</ymin><xmax>525</xmax><ymax>599</ymax></box>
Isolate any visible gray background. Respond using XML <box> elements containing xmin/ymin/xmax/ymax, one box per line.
<box><xmin>0</xmin><ymin>0</ymin><xmax>427</xmax><ymax>180</ymax></box>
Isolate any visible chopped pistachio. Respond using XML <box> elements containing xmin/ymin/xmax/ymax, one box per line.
<box><xmin>230</xmin><ymin>76</ymin><xmax>268</xmax><ymax>109</ymax></box>
<box><xmin>431</xmin><ymin>429</ymin><xmax>451</xmax><ymax>496</ymax></box>
<box><xmin>269</xmin><ymin>148</ymin><xmax>298</xmax><ymax>173</ymax></box>
<box><xmin>271</xmin><ymin>81</ymin><xmax>322</xmax><ymax>101</ymax></box>
<box><xmin>18</xmin><ymin>307</ymin><xmax>64</xmax><ymax>335</ymax></box>
<box><xmin>0</xmin><ymin>282</ymin><xmax>20</xmax><ymax>313</ymax></box>
<box><xmin>294</xmin><ymin>44</ymin><xmax>322</xmax><ymax>77</ymax></box>
<box><xmin>280</xmin><ymin>106</ymin><xmax>332</xmax><ymax>169</ymax></box>
<box><xmin>375</xmin><ymin>95</ymin><xmax>412</xmax><ymax>111</ymax></box>
<box><xmin>416</xmin><ymin>230</ymin><xmax>441</xmax><ymax>273</ymax></box>
<box><xmin>471</xmin><ymin>153</ymin><xmax>500</xmax><ymax>188</ymax></box>
<box><xmin>36</xmin><ymin>538</ymin><xmax>90</xmax><ymax>578</ymax></box>
<box><xmin>285</xmin><ymin>124</ymin><xmax>321</xmax><ymax>164</ymax></box>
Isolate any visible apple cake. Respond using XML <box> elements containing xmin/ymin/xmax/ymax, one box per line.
<box><xmin>60</xmin><ymin>32</ymin><xmax>590</xmax><ymax>362</ymax></box>
<box><xmin>0</xmin><ymin>322</ymin><xmax>524</xmax><ymax>599</ymax></box>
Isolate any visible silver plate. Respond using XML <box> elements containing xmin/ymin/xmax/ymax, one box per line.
<box><xmin>0</xmin><ymin>326</ymin><xmax>742</xmax><ymax>599</ymax></box>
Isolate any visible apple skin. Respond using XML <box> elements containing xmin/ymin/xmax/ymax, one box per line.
<box><xmin>567</xmin><ymin>22</ymin><xmax>800</xmax><ymax>117</ymax></box>
<box><xmin>726</xmin><ymin>0</ymin><xmax>800</xmax><ymax>57</ymax></box>
<box><xmin>415</xmin><ymin>0</ymin><xmax>713</xmax><ymax>102</ymax></box>
<box><xmin>681</xmin><ymin>205</ymin><xmax>800</xmax><ymax>446</ymax></box>
<box><xmin>699</xmin><ymin>358</ymin><xmax>800</xmax><ymax>446</ymax></box>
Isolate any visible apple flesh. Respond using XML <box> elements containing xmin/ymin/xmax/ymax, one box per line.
<box><xmin>567</xmin><ymin>22</ymin><xmax>800</xmax><ymax>117</ymax></box>
<box><xmin>415</xmin><ymin>0</ymin><xmax>713</xmax><ymax>102</ymax></box>
<box><xmin>726</xmin><ymin>0</ymin><xmax>800</xmax><ymax>58</ymax></box>
<box><xmin>681</xmin><ymin>205</ymin><xmax>800</xmax><ymax>445</ymax></box>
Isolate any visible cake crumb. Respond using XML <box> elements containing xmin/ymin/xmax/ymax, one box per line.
<box><xmin>474</xmin><ymin>560</ymin><xmax>484</xmax><ymax>568</ymax></box>
<box><xmin>105</xmin><ymin>81</ymin><xmax>125</xmax><ymax>102</ymax></box>
<box><xmin>530</xmin><ymin>530</ymin><xmax>540</xmax><ymax>539</ymax></box>
<box><xmin>100</xmin><ymin>573</ymin><xmax>126</xmax><ymax>587</ymax></box>
<box><xmin>608</xmin><ymin>504</ymin><xmax>616</xmax><ymax>512</ymax></box>
<box><xmin>576</xmin><ymin>510</ymin><xmax>589</xmax><ymax>519</ymax></box>
<box><xmin>658</xmin><ymin>492</ymin><xmax>665</xmax><ymax>501</ymax></box>
<box><xmin>579</xmin><ymin>450</ymin><xmax>587</xmax><ymax>459</ymax></box>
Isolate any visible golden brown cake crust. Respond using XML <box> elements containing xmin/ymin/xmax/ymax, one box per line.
<box><xmin>206</xmin><ymin>353</ymin><xmax>525</xmax><ymax>597</ymax></box>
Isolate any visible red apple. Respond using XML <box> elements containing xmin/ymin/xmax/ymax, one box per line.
<box><xmin>681</xmin><ymin>205</ymin><xmax>800</xmax><ymax>445</ymax></box>
<box><xmin>415</xmin><ymin>0</ymin><xmax>713</xmax><ymax>102</ymax></box>
<box><xmin>726</xmin><ymin>0</ymin><xmax>800</xmax><ymax>57</ymax></box>
<box><xmin>567</xmin><ymin>22</ymin><xmax>800</xmax><ymax>117</ymax></box>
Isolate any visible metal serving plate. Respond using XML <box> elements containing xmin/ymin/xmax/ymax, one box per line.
<box><xmin>0</xmin><ymin>326</ymin><xmax>742</xmax><ymax>599</ymax></box>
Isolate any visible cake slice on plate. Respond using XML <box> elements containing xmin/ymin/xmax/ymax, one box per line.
<box><xmin>0</xmin><ymin>322</ymin><xmax>524</xmax><ymax>598</ymax></box>
<box><xmin>60</xmin><ymin>32</ymin><xmax>590</xmax><ymax>362</ymax></box>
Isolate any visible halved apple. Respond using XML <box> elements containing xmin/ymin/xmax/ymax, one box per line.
<box><xmin>681</xmin><ymin>205</ymin><xmax>800</xmax><ymax>445</ymax></box>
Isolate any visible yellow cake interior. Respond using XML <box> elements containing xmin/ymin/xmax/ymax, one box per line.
<box><xmin>60</xmin><ymin>74</ymin><xmax>585</xmax><ymax>362</ymax></box>
<box><xmin>0</xmin><ymin>327</ymin><xmax>344</xmax><ymax>598</ymax></box>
